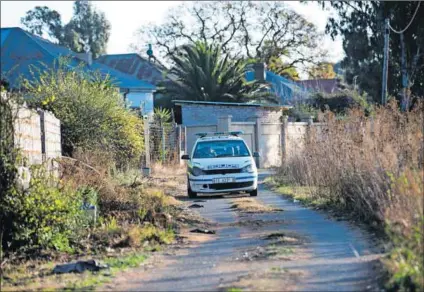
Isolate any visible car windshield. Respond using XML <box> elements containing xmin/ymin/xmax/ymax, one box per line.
<box><xmin>193</xmin><ymin>140</ymin><xmax>251</xmax><ymax>159</ymax></box>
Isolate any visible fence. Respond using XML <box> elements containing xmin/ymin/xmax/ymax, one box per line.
<box><xmin>11</xmin><ymin>100</ymin><xmax>62</xmax><ymax>167</ymax></box>
<box><xmin>143</xmin><ymin>121</ymin><xmax>186</xmax><ymax>167</ymax></box>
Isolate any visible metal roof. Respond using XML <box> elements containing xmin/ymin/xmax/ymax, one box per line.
<box><xmin>1</xmin><ymin>27</ymin><xmax>155</xmax><ymax>91</ymax></box>
<box><xmin>245</xmin><ymin>70</ymin><xmax>310</xmax><ymax>104</ymax></box>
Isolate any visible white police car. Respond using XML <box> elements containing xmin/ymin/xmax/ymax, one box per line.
<box><xmin>181</xmin><ymin>131</ymin><xmax>259</xmax><ymax>198</ymax></box>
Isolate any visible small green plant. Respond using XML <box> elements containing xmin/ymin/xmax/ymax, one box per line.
<box><xmin>385</xmin><ymin>218</ymin><xmax>424</xmax><ymax>291</ymax></box>
<box><xmin>227</xmin><ymin>288</ymin><xmax>243</xmax><ymax>292</ymax></box>
<box><xmin>154</xmin><ymin>107</ymin><xmax>172</xmax><ymax>123</ymax></box>
<box><xmin>2</xmin><ymin>164</ymin><xmax>84</xmax><ymax>252</ymax></box>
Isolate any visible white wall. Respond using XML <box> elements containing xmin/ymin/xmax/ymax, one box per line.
<box><xmin>126</xmin><ymin>91</ymin><xmax>154</xmax><ymax>115</ymax></box>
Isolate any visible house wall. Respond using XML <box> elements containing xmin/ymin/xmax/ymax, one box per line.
<box><xmin>181</xmin><ymin>103</ymin><xmax>283</xmax><ymax>126</ymax></box>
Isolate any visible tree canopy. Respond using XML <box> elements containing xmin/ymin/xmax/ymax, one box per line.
<box><xmin>308</xmin><ymin>62</ymin><xmax>336</xmax><ymax>79</ymax></box>
<box><xmin>161</xmin><ymin>42</ymin><xmax>278</xmax><ymax>104</ymax></box>
<box><xmin>321</xmin><ymin>1</ymin><xmax>424</xmax><ymax>103</ymax></box>
<box><xmin>21</xmin><ymin>0</ymin><xmax>111</xmax><ymax>58</ymax></box>
<box><xmin>133</xmin><ymin>1</ymin><xmax>326</xmax><ymax>76</ymax></box>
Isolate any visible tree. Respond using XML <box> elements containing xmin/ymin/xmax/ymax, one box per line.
<box><xmin>321</xmin><ymin>1</ymin><xmax>424</xmax><ymax>103</ymax></box>
<box><xmin>133</xmin><ymin>1</ymin><xmax>326</xmax><ymax>75</ymax></box>
<box><xmin>308</xmin><ymin>62</ymin><xmax>336</xmax><ymax>79</ymax></box>
<box><xmin>161</xmin><ymin>42</ymin><xmax>278</xmax><ymax>104</ymax></box>
<box><xmin>21</xmin><ymin>1</ymin><xmax>111</xmax><ymax>58</ymax></box>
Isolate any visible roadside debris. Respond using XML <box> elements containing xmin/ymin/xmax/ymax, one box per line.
<box><xmin>53</xmin><ymin>260</ymin><xmax>109</xmax><ymax>274</ymax></box>
<box><xmin>190</xmin><ymin>228</ymin><xmax>216</xmax><ymax>234</ymax></box>
<box><xmin>189</xmin><ymin>204</ymin><xmax>204</xmax><ymax>208</ymax></box>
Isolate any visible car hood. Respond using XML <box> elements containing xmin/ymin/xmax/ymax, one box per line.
<box><xmin>191</xmin><ymin>157</ymin><xmax>254</xmax><ymax>170</ymax></box>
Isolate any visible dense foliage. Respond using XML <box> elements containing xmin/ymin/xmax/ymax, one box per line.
<box><xmin>161</xmin><ymin>42</ymin><xmax>278</xmax><ymax>104</ymax></box>
<box><xmin>21</xmin><ymin>0</ymin><xmax>111</xmax><ymax>58</ymax></box>
<box><xmin>23</xmin><ymin>60</ymin><xmax>144</xmax><ymax>166</ymax></box>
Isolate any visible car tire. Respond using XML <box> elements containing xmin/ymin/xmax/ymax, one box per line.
<box><xmin>249</xmin><ymin>189</ymin><xmax>258</xmax><ymax>197</ymax></box>
<box><xmin>188</xmin><ymin>185</ymin><xmax>197</xmax><ymax>198</ymax></box>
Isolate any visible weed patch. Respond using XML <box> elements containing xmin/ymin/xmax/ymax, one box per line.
<box><xmin>230</xmin><ymin>198</ymin><xmax>282</xmax><ymax>213</ymax></box>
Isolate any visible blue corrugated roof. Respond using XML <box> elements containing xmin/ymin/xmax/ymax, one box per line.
<box><xmin>1</xmin><ymin>27</ymin><xmax>155</xmax><ymax>91</ymax></box>
<box><xmin>245</xmin><ymin>70</ymin><xmax>310</xmax><ymax>104</ymax></box>
<box><xmin>1</xmin><ymin>28</ymin><xmax>11</xmax><ymax>46</ymax></box>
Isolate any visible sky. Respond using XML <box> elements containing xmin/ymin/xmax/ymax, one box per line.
<box><xmin>1</xmin><ymin>1</ymin><xmax>344</xmax><ymax>63</ymax></box>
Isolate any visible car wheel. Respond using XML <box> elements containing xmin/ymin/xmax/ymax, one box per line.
<box><xmin>188</xmin><ymin>185</ymin><xmax>197</xmax><ymax>198</ymax></box>
<box><xmin>249</xmin><ymin>189</ymin><xmax>258</xmax><ymax>197</ymax></box>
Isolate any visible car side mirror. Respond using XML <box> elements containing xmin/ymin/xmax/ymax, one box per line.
<box><xmin>253</xmin><ymin>152</ymin><xmax>260</xmax><ymax>158</ymax></box>
<box><xmin>181</xmin><ymin>154</ymin><xmax>190</xmax><ymax>160</ymax></box>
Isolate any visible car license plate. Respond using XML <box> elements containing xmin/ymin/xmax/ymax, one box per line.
<box><xmin>213</xmin><ymin>177</ymin><xmax>235</xmax><ymax>184</ymax></box>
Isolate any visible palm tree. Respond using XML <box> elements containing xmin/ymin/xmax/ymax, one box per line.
<box><xmin>161</xmin><ymin>42</ymin><xmax>278</xmax><ymax>104</ymax></box>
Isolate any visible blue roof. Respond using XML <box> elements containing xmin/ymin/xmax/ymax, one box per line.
<box><xmin>1</xmin><ymin>28</ymin><xmax>11</xmax><ymax>46</ymax></box>
<box><xmin>1</xmin><ymin>27</ymin><xmax>155</xmax><ymax>91</ymax></box>
<box><xmin>245</xmin><ymin>70</ymin><xmax>310</xmax><ymax>104</ymax></box>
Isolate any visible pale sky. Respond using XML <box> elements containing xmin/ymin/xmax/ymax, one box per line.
<box><xmin>1</xmin><ymin>1</ymin><xmax>344</xmax><ymax>63</ymax></box>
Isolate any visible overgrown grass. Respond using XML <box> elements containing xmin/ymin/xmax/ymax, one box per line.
<box><xmin>276</xmin><ymin>101</ymin><xmax>424</xmax><ymax>290</ymax></box>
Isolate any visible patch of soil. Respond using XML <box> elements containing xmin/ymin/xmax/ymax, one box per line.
<box><xmin>220</xmin><ymin>269</ymin><xmax>305</xmax><ymax>292</ymax></box>
<box><xmin>230</xmin><ymin>198</ymin><xmax>283</xmax><ymax>213</ymax></box>
<box><xmin>224</xmin><ymin>219</ymin><xmax>288</xmax><ymax>228</ymax></box>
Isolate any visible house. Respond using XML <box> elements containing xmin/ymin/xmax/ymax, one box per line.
<box><xmin>96</xmin><ymin>53</ymin><xmax>176</xmax><ymax>109</ymax></box>
<box><xmin>245</xmin><ymin>69</ymin><xmax>310</xmax><ymax>105</ymax></box>
<box><xmin>0</xmin><ymin>27</ymin><xmax>156</xmax><ymax>115</ymax></box>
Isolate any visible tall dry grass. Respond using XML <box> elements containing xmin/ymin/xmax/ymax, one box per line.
<box><xmin>280</xmin><ymin>101</ymin><xmax>423</xmax><ymax>289</ymax></box>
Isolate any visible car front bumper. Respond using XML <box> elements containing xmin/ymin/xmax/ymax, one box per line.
<box><xmin>189</xmin><ymin>174</ymin><xmax>258</xmax><ymax>193</ymax></box>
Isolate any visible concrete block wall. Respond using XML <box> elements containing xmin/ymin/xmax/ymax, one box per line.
<box><xmin>181</xmin><ymin>104</ymin><xmax>283</xmax><ymax>126</ymax></box>
<box><xmin>13</xmin><ymin>104</ymin><xmax>61</xmax><ymax>166</ymax></box>
<box><xmin>41</xmin><ymin>111</ymin><xmax>62</xmax><ymax>160</ymax></box>
<box><xmin>14</xmin><ymin>107</ymin><xmax>43</xmax><ymax>165</ymax></box>
<box><xmin>178</xmin><ymin>102</ymin><xmax>327</xmax><ymax>168</ymax></box>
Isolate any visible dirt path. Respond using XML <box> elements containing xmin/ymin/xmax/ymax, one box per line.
<box><xmin>103</xmin><ymin>172</ymin><xmax>384</xmax><ymax>291</ymax></box>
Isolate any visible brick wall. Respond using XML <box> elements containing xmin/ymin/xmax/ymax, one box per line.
<box><xmin>181</xmin><ymin>104</ymin><xmax>283</xmax><ymax>126</ymax></box>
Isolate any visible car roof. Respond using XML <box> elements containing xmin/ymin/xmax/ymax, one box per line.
<box><xmin>196</xmin><ymin>135</ymin><xmax>244</xmax><ymax>142</ymax></box>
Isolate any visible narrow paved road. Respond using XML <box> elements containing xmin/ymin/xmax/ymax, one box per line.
<box><xmin>109</xmin><ymin>172</ymin><xmax>383</xmax><ymax>291</ymax></box>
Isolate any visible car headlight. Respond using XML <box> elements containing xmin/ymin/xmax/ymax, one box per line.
<box><xmin>191</xmin><ymin>166</ymin><xmax>205</xmax><ymax>176</ymax></box>
<box><xmin>241</xmin><ymin>164</ymin><xmax>254</xmax><ymax>173</ymax></box>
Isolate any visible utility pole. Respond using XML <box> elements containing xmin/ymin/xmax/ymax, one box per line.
<box><xmin>381</xmin><ymin>18</ymin><xmax>390</xmax><ymax>105</ymax></box>
<box><xmin>400</xmin><ymin>32</ymin><xmax>409</xmax><ymax>111</ymax></box>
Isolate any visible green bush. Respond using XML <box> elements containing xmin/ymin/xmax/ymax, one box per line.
<box><xmin>1</xmin><ymin>164</ymin><xmax>85</xmax><ymax>252</ymax></box>
<box><xmin>23</xmin><ymin>58</ymin><xmax>144</xmax><ymax>167</ymax></box>
<box><xmin>311</xmin><ymin>89</ymin><xmax>373</xmax><ymax>115</ymax></box>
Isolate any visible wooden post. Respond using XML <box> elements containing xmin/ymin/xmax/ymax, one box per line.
<box><xmin>281</xmin><ymin>115</ymin><xmax>288</xmax><ymax>167</ymax></box>
<box><xmin>254</xmin><ymin>115</ymin><xmax>262</xmax><ymax>168</ymax></box>
<box><xmin>143</xmin><ymin>119</ymin><xmax>150</xmax><ymax>175</ymax></box>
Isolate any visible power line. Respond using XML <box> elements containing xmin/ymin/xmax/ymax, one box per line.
<box><xmin>388</xmin><ymin>1</ymin><xmax>421</xmax><ymax>34</ymax></box>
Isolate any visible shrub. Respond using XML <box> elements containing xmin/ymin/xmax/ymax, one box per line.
<box><xmin>280</xmin><ymin>100</ymin><xmax>423</xmax><ymax>289</ymax></box>
<box><xmin>23</xmin><ymin>59</ymin><xmax>144</xmax><ymax>167</ymax></box>
<box><xmin>1</xmin><ymin>164</ymin><xmax>85</xmax><ymax>253</ymax></box>
<box><xmin>311</xmin><ymin>89</ymin><xmax>373</xmax><ymax>115</ymax></box>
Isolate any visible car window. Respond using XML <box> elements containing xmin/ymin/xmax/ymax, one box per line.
<box><xmin>193</xmin><ymin>140</ymin><xmax>251</xmax><ymax>159</ymax></box>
